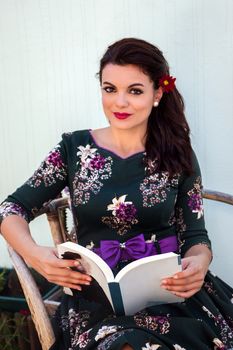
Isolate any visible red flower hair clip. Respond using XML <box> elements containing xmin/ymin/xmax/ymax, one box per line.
<box><xmin>159</xmin><ymin>75</ymin><xmax>176</xmax><ymax>93</ymax></box>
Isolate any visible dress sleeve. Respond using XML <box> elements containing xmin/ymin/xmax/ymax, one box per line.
<box><xmin>0</xmin><ymin>136</ymin><xmax>68</xmax><ymax>228</ymax></box>
<box><xmin>175</xmin><ymin>151</ymin><xmax>212</xmax><ymax>257</ymax></box>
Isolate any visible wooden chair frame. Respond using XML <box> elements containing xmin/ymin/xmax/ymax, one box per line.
<box><xmin>7</xmin><ymin>189</ymin><xmax>233</xmax><ymax>350</ymax></box>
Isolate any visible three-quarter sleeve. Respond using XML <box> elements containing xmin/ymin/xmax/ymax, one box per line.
<box><xmin>175</xmin><ymin>151</ymin><xmax>212</xmax><ymax>257</ymax></box>
<box><xmin>0</xmin><ymin>136</ymin><xmax>68</xmax><ymax>227</ymax></box>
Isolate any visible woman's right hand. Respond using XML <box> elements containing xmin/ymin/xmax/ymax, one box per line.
<box><xmin>0</xmin><ymin>216</ymin><xmax>92</xmax><ymax>290</ymax></box>
<box><xmin>24</xmin><ymin>245</ymin><xmax>92</xmax><ymax>291</ymax></box>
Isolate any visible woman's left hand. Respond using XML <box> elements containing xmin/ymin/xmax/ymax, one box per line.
<box><xmin>160</xmin><ymin>254</ymin><xmax>209</xmax><ymax>298</ymax></box>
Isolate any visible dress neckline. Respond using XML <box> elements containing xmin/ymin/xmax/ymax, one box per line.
<box><xmin>88</xmin><ymin>130</ymin><xmax>145</xmax><ymax>161</ymax></box>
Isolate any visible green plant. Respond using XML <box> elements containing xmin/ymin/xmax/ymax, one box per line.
<box><xmin>0</xmin><ymin>268</ymin><xmax>7</xmax><ymax>293</ymax></box>
<box><xmin>0</xmin><ymin>269</ymin><xmax>31</xmax><ymax>349</ymax></box>
<box><xmin>0</xmin><ymin>266</ymin><xmax>56</xmax><ymax>349</ymax></box>
<box><xmin>0</xmin><ymin>311</ymin><xmax>29</xmax><ymax>350</ymax></box>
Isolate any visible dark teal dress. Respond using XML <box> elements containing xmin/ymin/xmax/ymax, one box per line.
<box><xmin>1</xmin><ymin>130</ymin><xmax>233</xmax><ymax>350</ymax></box>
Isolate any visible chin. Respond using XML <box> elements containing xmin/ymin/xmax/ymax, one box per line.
<box><xmin>109</xmin><ymin>120</ymin><xmax>133</xmax><ymax>130</ymax></box>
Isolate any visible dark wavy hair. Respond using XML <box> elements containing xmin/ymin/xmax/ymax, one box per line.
<box><xmin>98</xmin><ymin>38</ymin><xmax>193</xmax><ymax>176</ymax></box>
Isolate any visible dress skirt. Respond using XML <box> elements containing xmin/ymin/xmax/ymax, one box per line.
<box><xmin>50</xmin><ymin>271</ymin><xmax>233</xmax><ymax>350</ymax></box>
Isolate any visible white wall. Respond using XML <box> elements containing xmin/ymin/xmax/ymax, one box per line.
<box><xmin>0</xmin><ymin>0</ymin><xmax>232</xmax><ymax>283</ymax></box>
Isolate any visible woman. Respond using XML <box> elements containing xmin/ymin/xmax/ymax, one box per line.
<box><xmin>0</xmin><ymin>38</ymin><xmax>233</xmax><ymax>349</ymax></box>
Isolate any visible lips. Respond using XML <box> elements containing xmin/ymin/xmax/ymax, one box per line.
<box><xmin>113</xmin><ymin>112</ymin><xmax>132</xmax><ymax>120</ymax></box>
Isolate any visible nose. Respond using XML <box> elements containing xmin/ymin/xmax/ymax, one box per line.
<box><xmin>115</xmin><ymin>93</ymin><xmax>129</xmax><ymax>108</ymax></box>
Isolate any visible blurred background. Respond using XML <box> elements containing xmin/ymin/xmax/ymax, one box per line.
<box><xmin>0</xmin><ymin>0</ymin><xmax>232</xmax><ymax>283</ymax></box>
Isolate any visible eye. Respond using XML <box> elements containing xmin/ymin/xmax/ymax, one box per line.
<box><xmin>130</xmin><ymin>88</ymin><xmax>143</xmax><ymax>95</ymax></box>
<box><xmin>102</xmin><ymin>86</ymin><xmax>115</xmax><ymax>93</ymax></box>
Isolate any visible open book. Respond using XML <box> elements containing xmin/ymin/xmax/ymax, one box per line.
<box><xmin>57</xmin><ymin>242</ymin><xmax>182</xmax><ymax>316</ymax></box>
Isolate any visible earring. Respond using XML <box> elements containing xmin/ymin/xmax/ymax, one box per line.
<box><xmin>153</xmin><ymin>101</ymin><xmax>159</xmax><ymax>107</ymax></box>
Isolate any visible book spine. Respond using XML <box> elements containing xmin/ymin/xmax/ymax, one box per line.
<box><xmin>177</xmin><ymin>255</ymin><xmax>181</xmax><ymax>266</ymax></box>
<box><xmin>108</xmin><ymin>282</ymin><xmax>125</xmax><ymax>316</ymax></box>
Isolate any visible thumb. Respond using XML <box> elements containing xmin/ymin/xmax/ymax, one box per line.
<box><xmin>51</xmin><ymin>247</ymin><xmax>60</xmax><ymax>258</ymax></box>
<box><xmin>181</xmin><ymin>257</ymin><xmax>192</xmax><ymax>270</ymax></box>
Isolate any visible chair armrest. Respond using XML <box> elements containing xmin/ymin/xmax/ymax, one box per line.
<box><xmin>202</xmin><ymin>189</ymin><xmax>233</xmax><ymax>205</ymax></box>
<box><xmin>8</xmin><ymin>245</ymin><xmax>55</xmax><ymax>350</ymax></box>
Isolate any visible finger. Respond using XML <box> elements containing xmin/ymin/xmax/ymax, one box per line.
<box><xmin>161</xmin><ymin>274</ymin><xmax>204</xmax><ymax>287</ymax></box>
<box><xmin>41</xmin><ymin>266</ymin><xmax>92</xmax><ymax>282</ymax></box>
<box><xmin>171</xmin><ymin>288</ymin><xmax>200</xmax><ymax>298</ymax></box>
<box><xmin>45</xmin><ymin>249</ymin><xmax>85</xmax><ymax>269</ymax></box>
<box><xmin>48</xmin><ymin>256</ymin><xmax>85</xmax><ymax>269</ymax></box>
<box><xmin>47</xmin><ymin>274</ymin><xmax>92</xmax><ymax>285</ymax></box>
<box><xmin>171</xmin><ymin>265</ymin><xmax>202</xmax><ymax>280</ymax></box>
<box><xmin>162</xmin><ymin>280</ymin><xmax>203</xmax><ymax>293</ymax></box>
<box><xmin>55</xmin><ymin>281</ymin><xmax>83</xmax><ymax>291</ymax></box>
<box><xmin>64</xmin><ymin>269</ymin><xmax>92</xmax><ymax>281</ymax></box>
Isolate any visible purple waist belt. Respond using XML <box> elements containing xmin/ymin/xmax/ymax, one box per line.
<box><xmin>93</xmin><ymin>233</ymin><xmax>178</xmax><ymax>269</ymax></box>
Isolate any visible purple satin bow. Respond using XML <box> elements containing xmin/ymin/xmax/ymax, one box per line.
<box><xmin>94</xmin><ymin>234</ymin><xmax>156</xmax><ymax>268</ymax></box>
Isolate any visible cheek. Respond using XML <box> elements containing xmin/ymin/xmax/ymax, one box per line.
<box><xmin>102</xmin><ymin>95</ymin><xmax>112</xmax><ymax>110</ymax></box>
<box><xmin>135</xmin><ymin>97</ymin><xmax>153</xmax><ymax>112</ymax></box>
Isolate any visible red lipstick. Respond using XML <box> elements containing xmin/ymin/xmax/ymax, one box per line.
<box><xmin>113</xmin><ymin>112</ymin><xmax>132</xmax><ymax>120</ymax></box>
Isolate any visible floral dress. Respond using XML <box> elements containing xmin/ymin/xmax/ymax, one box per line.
<box><xmin>1</xmin><ymin>129</ymin><xmax>233</xmax><ymax>350</ymax></box>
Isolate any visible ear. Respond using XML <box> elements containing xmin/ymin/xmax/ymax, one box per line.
<box><xmin>154</xmin><ymin>86</ymin><xmax>163</xmax><ymax>102</ymax></box>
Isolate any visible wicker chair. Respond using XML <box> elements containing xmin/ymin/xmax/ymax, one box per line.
<box><xmin>7</xmin><ymin>189</ymin><xmax>233</xmax><ymax>350</ymax></box>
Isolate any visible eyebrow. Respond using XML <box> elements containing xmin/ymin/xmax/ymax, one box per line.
<box><xmin>102</xmin><ymin>81</ymin><xmax>145</xmax><ymax>88</ymax></box>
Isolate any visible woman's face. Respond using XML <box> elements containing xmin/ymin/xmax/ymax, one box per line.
<box><xmin>101</xmin><ymin>64</ymin><xmax>161</xmax><ymax>132</ymax></box>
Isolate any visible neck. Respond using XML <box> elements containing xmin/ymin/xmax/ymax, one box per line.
<box><xmin>108</xmin><ymin>127</ymin><xmax>146</xmax><ymax>154</ymax></box>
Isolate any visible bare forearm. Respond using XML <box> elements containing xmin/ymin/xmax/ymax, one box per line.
<box><xmin>184</xmin><ymin>244</ymin><xmax>212</xmax><ymax>271</ymax></box>
<box><xmin>161</xmin><ymin>244</ymin><xmax>212</xmax><ymax>298</ymax></box>
<box><xmin>1</xmin><ymin>215</ymin><xmax>39</xmax><ymax>260</ymax></box>
<box><xmin>1</xmin><ymin>214</ymin><xmax>92</xmax><ymax>290</ymax></box>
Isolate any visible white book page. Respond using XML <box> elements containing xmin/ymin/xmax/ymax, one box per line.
<box><xmin>115</xmin><ymin>253</ymin><xmax>182</xmax><ymax>315</ymax></box>
<box><xmin>57</xmin><ymin>242</ymin><xmax>115</xmax><ymax>307</ymax></box>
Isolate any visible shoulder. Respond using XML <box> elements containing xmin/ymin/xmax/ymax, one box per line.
<box><xmin>178</xmin><ymin>148</ymin><xmax>202</xmax><ymax>187</ymax></box>
<box><xmin>56</xmin><ymin>129</ymin><xmax>93</xmax><ymax>160</ymax></box>
<box><xmin>61</xmin><ymin>129</ymin><xmax>90</xmax><ymax>142</ymax></box>
<box><xmin>190</xmin><ymin>148</ymin><xmax>201</xmax><ymax>174</ymax></box>
<box><xmin>61</xmin><ymin>129</ymin><xmax>92</xmax><ymax>148</ymax></box>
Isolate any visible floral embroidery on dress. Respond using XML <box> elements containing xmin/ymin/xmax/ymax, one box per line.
<box><xmin>26</xmin><ymin>145</ymin><xmax>67</xmax><ymax>188</ymax></box>
<box><xmin>187</xmin><ymin>176</ymin><xmax>204</xmax><ymax>219</ymax></box>
<box><xmin>95</xmin><ymin>325</ymin><xmax>122</xmax><ymax>341</ymax></box>
<box><xmin>175</xmin><ymin>208</ymin><xmax>186</xmax><ymax>234</ymax></box>
<box><xmin>173</xmin><ymin>207</ymin><xmax>187</xmax><ymax>252</ymax></box>
<box><xmin>77</xmin><ymin>329</ymin><xmax>92</xmax><ymax>348</ymax></box>
<box><xmin>146</xmin><ymin>233</ymin><xmax>157</xmax><ymax>243</ymax></box>
<box><xmin>142</xmin><ymin>342</ymin><xmax>161</xmax><ymax>350</ymax></box>
<box><xmin>60</xmin><ymin>309</ymin><xmax>91</xmax><ymax>347</ymax></box>
<box><xmin>97</xmin><ymin>329</ymin><xmax>132</xmax><ymax>350</ymax></box>
<box><xmin>0</xmin><ymin>201</ymin><xmax>29</xmax><ymax>224</ymax></box>
<box><xmin>203</xmin><ymin>281</ymin><xmax>217</xmax><ymax>296</ymax></box>
<box><xmin>86</xmin><ymin>241</ymin><xmax>95</xmax><ymax>250</ymax></box>
<box><xmin>140</xmin><ymin>172</ymin><xmax>179</xmax><ymax>207</ymax></box>
<box><xmin>101</xmin><ymin>195</ymin><xmax>138</xmax><ymax>235</ymax></box>
<box><xmin>202</xmin><ymin>306</ymin><xmax>233</xmax><ymax>346</ymax></box>
<box><xmin>134</xmin><ymin>314</ymin><xmax>170</xmax><ymax>334</ymax></box>
<box><xmin>72</xmin><ymin>144</ymin><xmax>113</xmax><ymax>206</ymax></box>
<box><xmin>173</xmin><ymin>345</ymin><xmax>186</xmax><ymax>350</ymax></box>
<box><xmin>168</xmin><ymin>211</ymin><xmax>176</xmax><ymax>227</ymax></box>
